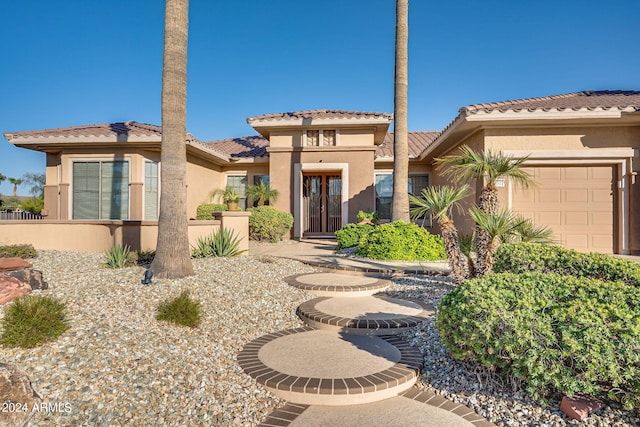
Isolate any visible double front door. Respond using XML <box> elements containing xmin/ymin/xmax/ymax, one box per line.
<box><xmin>303</xmin><ymin>174</ymin><xmax>342</xmax><ymax>236</ymax></box>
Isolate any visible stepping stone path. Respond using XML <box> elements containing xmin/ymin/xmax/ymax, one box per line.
<box><xmin>238</xmin><ymin>271</ymin><xmax>494</xmax><ymax>426</ymax></box>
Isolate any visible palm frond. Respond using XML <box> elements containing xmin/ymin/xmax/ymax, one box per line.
<box><xmin>409</xmin><ymin>185</ymin><xmax>471</xmax><ymax>221</ymax></box>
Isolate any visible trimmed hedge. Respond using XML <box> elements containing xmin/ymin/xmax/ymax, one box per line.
<box><xmin>195</xmin><ymin>203</ymin><xmax>227</xmax><ymax>220</ymax></box>
<box><xmin>437</xmin><ymin>272</ymin><xmax>640</xmax><ymax>409</ymax></box>
<box><xmin>335</xmin><ymin>223</ymin><xmax>375</xmax><ymax>249</ymax></box>
<box><xmin>355</xmin><ymin>221</ymin><xmax>446</xmax><ymax>261</ymax></box>
<box><xmin>248</xmin><ymin>206</ymin><xmax>293</xmax><ymax>242</ymax></box>
<box><xmin>494</xmin><ymin>243</ymin><xmax>640</xmax><ymax>287</ymax></box>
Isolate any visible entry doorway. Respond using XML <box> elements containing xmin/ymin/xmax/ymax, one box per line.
<box><xmin>303</xmin><ymin>173</ymin><xmax>342</xmax><ymax>236</ymax></box>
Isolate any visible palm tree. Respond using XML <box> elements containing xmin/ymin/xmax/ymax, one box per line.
<box><xmin>391</xmin><ymin>0</ymin><xmax>409</xmax><ymax>222</ymax></box>
<box><xmin>150</xmin><ymin>0</ymin><xmax>194</xmax><ymax>279</ymax></box>
<box><xmin>511</xmin><ymin>215</ymin><xmax>556</xmax><ymax>244</ymax></box>
<box><xmin>458</xmin><ymin>232</ymin><xmax>476</xmax><ymax>279</ymax></box>
<box><xmin>8</xmin><ymin>178</ymin><xmax>23</xmax><ymax>197</ymax></box>
<box><xmin>246</xmin><ymin>181</ymin><xmax>279</xmax><ymax>207</ymax></box>
<box><xmin>409</xmin><ymin>185</ymin><xmax>471</xmax><ymax>284</ymax></box>
<box><xmin>469</xmin><ymin>207</ymin><xmax>525</xmax><ymax>276</ymax></box>
<box><xmin>435</xmin><ymin>145</ymin><xmax>534</xmax><ymax>276</ymax></box>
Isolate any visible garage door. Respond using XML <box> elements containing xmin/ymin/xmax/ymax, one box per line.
<box><xmin>511</xmin><ymin>165</ymin><xmax>615</xmax><ymax>253</ymax></box>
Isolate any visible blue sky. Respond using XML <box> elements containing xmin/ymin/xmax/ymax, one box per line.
<box><xmin>1</xmin><ymin>0</ymin><xmax>638</xmax><ymax>196</ymax></box>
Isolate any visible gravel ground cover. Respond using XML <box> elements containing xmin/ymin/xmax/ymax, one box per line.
<box><xmin>1</xmin><ymin>250</ymin><xmax>637</xmax><ymax>426</ymax></box>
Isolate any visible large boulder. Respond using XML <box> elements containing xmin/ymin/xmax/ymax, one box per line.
<box><xmin>0</xmin><ymin>363</ymin><xmax>41</xmax><ymax>427</ymax></box>
<box><xmin>5</xmin><ymin>269</ymin><xmax>48</xmax><ymax>291</ymax></box>
<box><xmin>0</xmin><ymin>258</ymin><xmax>32</xmax><ymax>272</ymax></box>
<box><xmin>0</xmin><ymin>276</ymin><xmax>31</xmax><ymax>305</ymax></box>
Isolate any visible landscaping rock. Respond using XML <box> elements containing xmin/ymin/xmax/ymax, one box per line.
<box><xmin>0</xmin><ymin>363</ymin><xmax>41</xmax><ymax>427</ymax></box>
<box><xmin>0</xmin><ymin>258</ymin><xmax>32</xmax><ymax>272</ymax></box>
<box><xmin>5</xmin><ymin>269</ymin><xmax>48</xmax><ymax>290</ymax></box>
<box><xmin>0</xmin><ymin>275</ymin><xmax>31</xmax><ymax>305</ymax></box>
<box><xmin>560</xmin><ymin>394</ymin><xmax>604</xmax><ymax>421</ymax></box>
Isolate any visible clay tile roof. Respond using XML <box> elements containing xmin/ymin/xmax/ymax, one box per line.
<box><xmin>376</xmin><ymin>131</ymin><xmax>441</xmax><ymax>159</ymax></box>
<box><xmin>461</xmin><ymin>90</ymin><xmax>640</xmax><ymax>114</ymax></box>
<box><xmin>5</xmin><ymin>121</ymin><xmax>162</xmax><ymax>140</ymax></box>
<box><xmin>247</xmin><ymin>109</ymin><xmax>393</xmax><ymax>122</ymax></box>
<box><xmin>204</xmin><ymin>135</ymin><xmax>269</xmax><ymax>158</ymax></box>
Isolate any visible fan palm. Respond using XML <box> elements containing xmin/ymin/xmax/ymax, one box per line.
<box><xmin>246</xmin><ymin>181</ymin><xmax>279</xmax><ymax>206</ymax></box>
<box><xmin>458</xmin><ymin>232</ymin><xmax>476</xmax><ymax>278</ymax></box>
<box><xmin>511</xmin><ymin>215</ymin><xmax>556</xmax><ymax>244</ymax></box>
<box><xmin>409</xmin><ymin>185</ymin><xmax>471</xmax><ymax>284</ymax></box>
<box><xmin>435</xmin><ymin>145</ymin><xmax>534</xmax><ymax>276</ymax></box>
<box><xmin>8</xmin><ymin>178</ymin><xmax>23</xmax><ymax>197</ymax></box>
<box><xmin>469</xmin><ymin>207</ymin><xmax>525</xmax><ymax>276</ymax></box>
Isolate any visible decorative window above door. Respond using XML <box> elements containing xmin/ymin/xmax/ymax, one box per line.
<box><xmin>304</xmin><ymin>129</ymin><xmax>338</xmax><ymax>146</ymax></box>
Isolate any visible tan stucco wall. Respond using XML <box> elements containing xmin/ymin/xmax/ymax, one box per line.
<box><xmin>185</xmin><ymin>155</ymin><xmax>223</xmax><ymax>217</ymax></box>
<box><xmin>339</xmin><ymin>129</ymin><xmax>376</xmax><ymax>146</ymax></box>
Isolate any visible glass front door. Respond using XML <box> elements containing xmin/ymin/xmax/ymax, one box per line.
<box><xmin>303</xmin><ymin>174</ymin><xmax>342</xmax><ymax>236</ymax></box>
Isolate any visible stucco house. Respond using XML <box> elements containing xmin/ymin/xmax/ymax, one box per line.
<box><xmin>4</xmin><ymin>90</ymin><xmax>639</xmax><ymax>254</ymax></box>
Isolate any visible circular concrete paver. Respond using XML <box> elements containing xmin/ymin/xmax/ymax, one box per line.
<box><xmin>258</xmin><ymin>330</ymin><xmax>400</xmax><ymax>378</ymax></box>
<box><xmin>283</xmin><ymin>273</ymin><xmax>390</xmax><ymax>297</ymax></box>
<box><xmin>296</xmin><ymin>273</ymin><xmax>379</xmax><ymax>286</ymax></box>
<box><xmin>314</xmin><ymin>296</ymin><xmax>424</xmax><ymax>319</ymax></box>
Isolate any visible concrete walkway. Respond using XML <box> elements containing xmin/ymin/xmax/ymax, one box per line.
<box><xmin>237</xmin><ymin>267</ymin><xmax>494</xmax><ymax>426</ymax></box>
<box><xmin>249</xmin><ymin>239</ymin><xmax>451</xmax><ymax>275</ymax></box>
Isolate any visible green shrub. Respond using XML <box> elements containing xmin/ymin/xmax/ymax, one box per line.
<box><xmin>192</xmin><ymin>227</ymin><xmax>246</xmax><ymax>258</ymax></box>
<box><xmin>437</xmin><ymin>272</ymin><xmax>640</xmax><ymax>409</ymax></box>
<box><xmin>0</xmin><ymin>295</ymin><xmax>70</xmax><ymax>348</ymax></box>
<box><xmin>355</xmin><ymin>221</ymin><xmax>446</xmax><ymax>261</ymax></box>
<box><xmin>0</xmin><ymin>244</ymin><xmax>37</xmax><ymax>259</ymax></box>
<box><xmin>20</xmin><ymin>197</ymin><xmax>44</xmax><ymax>213</ymax></box>
<box><xmin>156</xmin><ymin>290</ymin><xmax>201</xmax><ymax>328</ymax></box>
<box><xmin>195</xmin><ymin>203</ymin><xmax>227</xmax><ymax>220</ymax></box>
<box><xmin>335</xmin><ymin>223</ymin><xmax>375</xmax><ymax>249</ymax></box>
<box><xmin>103</xmin><ymin>244</ymin><xmax>133</xmax><ymax>268</ymax></box>
<box><xmin>248</xmin><ymin>206</ymin><xmax>293</xmax><ymax>242</ymax></box>
<box><xmin>495</xmin><ymin>243</ymin><xmax>640</xmax><ymax>287</ymax></box>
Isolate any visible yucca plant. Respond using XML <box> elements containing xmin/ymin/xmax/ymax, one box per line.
<box><xmin>0</xmin><ymin>295</ymin><xmax>70</xmax><ymax>348</ymax></box>
<box><xmin>103</xmin><ymin>244</ymin><xmax>132</xmax><ymax>268</ymax></box>
<box><xmin>192</xmin><ymin>227</ymin><xmax>246</xmax><ymax>258</ymax></box>
<box><xmin>410</xmin><ymin>185</ymin><xmax>471</xmax><ymax>284</ymax></box>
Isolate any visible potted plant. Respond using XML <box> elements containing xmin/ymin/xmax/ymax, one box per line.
<box><xmin>210</xmin><ymin>187</ymin><xmax>241</xmax><ymax>211</ymax></box>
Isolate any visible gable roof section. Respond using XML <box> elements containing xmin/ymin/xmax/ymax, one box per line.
<box><xmin>375</xmin><ymin>131</ymin><xmax>440</xmax><ymax>160</ymax></box>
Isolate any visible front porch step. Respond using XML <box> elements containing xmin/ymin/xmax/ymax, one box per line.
<box><xmin>297</xmin><ymin>296</ymin><xmax>434</xmax><ymax>335</ymax></box>
<box><xmin>284</xmin><ymin>272</ymin><xmax>390</xmax><ymax>297</ymax></box>
<box><xmin>237</xmin><ymin>328</ymin><xmax>423</xmax><ymax>406</ymax></box>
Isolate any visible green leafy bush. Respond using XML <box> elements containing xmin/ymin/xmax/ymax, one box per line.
<box><xmin>335</xmin><ymin>223</ymin><xmax>375</xmax><ymax>249</ymax></box>
<box><xmin>195</xmin><ymin>203</ymin><xmax>227</xmax><ymax>220</ymax></box>
<box><xmin>355</xmin><ymin>221</ymin><xmax>446</xmax><ymax>261</ymax></box>
<box><xmin>156</xmin><ymin>290</ymin><xmax>201</xmax><ymax>328</ymax></box>
<box><xmin>0</xmin><ymin>295</ymin><xmax>70</xmax><ymax>348</ymax></box>
<box><xmin>0</xmin><ymin>244</ymin><xmax>37</xmax><ymax>259</ymax></box>
<box><xmin>495</xmin><ymin>243</ymin><xmax>640</xmax><ymax>287</ymax></box>
<box><xmin>20</xmin><ymin>197</ymin><xmax>44</xmax><ymax>213</ymax></box>
<box><xmin>103</xmin><ymin>244</ymin><xmax>133</xmax><ymax>268</ymax></box>
<box><xmin>437</xmin><ymin>272</ymin><xmax>640</xmax><ymax>409</ymax></box>
<box><xmin>248</xmin><ymin>206</ymin><xmax>293</xmax><ymax>242</ymax></box>
<box><xmin>192</xmin><ymin>227</ymin><xmax>246</xmax><ymax>258</ymax></box>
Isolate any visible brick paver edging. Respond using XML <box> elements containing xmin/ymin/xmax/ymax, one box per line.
<box><xmin>283</xmin><ymin>273</ymin><xmax>390</xmax><ymax>293</ymax></box>
<box><xmin>297</xmin><ymin>296</ymin><xmax>435</xmax><ymax>331</ymax></box>
<box><xmin>237</xmin><ymin>327</ymin><xmax>423</xmax><ymax>397</ymax></box>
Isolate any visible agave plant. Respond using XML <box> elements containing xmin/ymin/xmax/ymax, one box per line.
<box><xmin>192</xmin><ymin>227</ymin><xmax>246</xmax><ymax>258</ymax></box>
<box><xmin>103</xmin><ymin>244</ymin><xmax>132</xmax><ymax>268</ymax></box>
<box><xmin>409</xmin><ymin>185</ymin><xmax>471</xmax><ymax>284</ymax></box>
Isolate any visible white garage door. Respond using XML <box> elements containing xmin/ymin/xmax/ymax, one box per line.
<box><xmin>511</xmin><ymin>165</ymin><xmax>615</xmax><ymax>253</ymax></box>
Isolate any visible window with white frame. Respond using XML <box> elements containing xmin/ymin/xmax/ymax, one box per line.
<box><xmin>227</xmin><ymin>175</ymin><xmax>248</xmax><ymax>210</ymax></box>
<box><xmin>72</xmin><ymin>160</ymin><xmax>129</xmax><ymax>219</ymax></box>
<box><xmin>144</xmin><ymin>161</ymin><xmax>159</xmax><ymax>220</ymax></box>
<box><xmin>374</xmin><ymin>173</ymin><xmax>430</xmax><ymax>222</ymax></box>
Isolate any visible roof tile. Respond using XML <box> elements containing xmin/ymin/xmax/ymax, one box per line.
<box><xmin>5</xmin><ymin>121</ymin><xmax>162</xmax><ymax>140</ymax></box>
<box><xmin>247</xmin><ymin>109</ymin><xmax>393</xmax><ymax>122</ymax></box>
<box><xmin>376</xmin><ymin>131</ymin><xmax>440</xmax><ymax>159</ymax></box>
<box><xmin>205</xmin><ymin>136</ymin><xmax>269</xmax><ymax>158</ymax></box>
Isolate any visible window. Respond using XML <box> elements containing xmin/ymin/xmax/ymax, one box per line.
<box><xmin>374</xmin><ymin>173</ymin><xmax>430</xmax><ymax>222</ymax></box>
<box><xmin>305</xmin><ymin>129</ymin><xmax>338</xmax><ymax>146</ymax></box>
<box><xmin>227</xmin><ymin>175</ymin><xmax>248</xmax><ymax>210</ymax></box>
<box><xmin>253</xmin><ymin>175</ymin><xmax>270</xmax><ymax>186</ymax></box>
<box><xmin>145</xmin><ymin>161</ymin><xmax>159</xmax><ymax>220</ymax></box>
<box><xmin>73</xmin><ymin>160</ymin><xmax>129</xmax><ymax>219</ymax></box>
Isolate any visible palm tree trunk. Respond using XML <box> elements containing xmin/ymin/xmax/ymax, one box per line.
<box><xmin>391</xmin><ymin>0</ymin><xmax>409</xmax><ymax>222</ymax></box>
<box><xmin>474</xmin><ymin>184</ymin><xmax>499</xmax><ymax>277</ymax></box>
<box><xmin>439</xmin><ymin>219</ymin><xmax>466</xmax><ymax>284</ymax></box>
<box><xmin>151</xmin><ymin>0</ymin><xmax>194</xmax><ymax>279</ymax></box>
